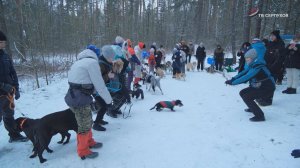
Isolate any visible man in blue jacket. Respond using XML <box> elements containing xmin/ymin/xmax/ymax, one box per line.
<box><xmin>225</xmin><ymin>49</ymin><xmax>275</xmax><ymax>122</ymax></box>
<box><xmin>0</xmin><ymin>31</ymin><xmax>28</xmax><ymax>142</ymax></box>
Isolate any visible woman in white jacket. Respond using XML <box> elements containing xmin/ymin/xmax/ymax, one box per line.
<box><xmin>65</xmin><ymin>45</ymin><xmax>113</xmax><ymax>160</ymax></box>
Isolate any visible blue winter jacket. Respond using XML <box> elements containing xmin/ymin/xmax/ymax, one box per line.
<box><xmin>231</xmin><ymin>58</ymin><xmax>275</xmax><ymax>90</ymax></box>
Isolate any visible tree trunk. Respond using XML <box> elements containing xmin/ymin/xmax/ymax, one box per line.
<box><xmin>0</xmin><ymin>0</ymin><xmax>14</xmax><ymax>58</ymax></box>
<box><xmin>243</xmin><ymin>0</ymin><xmax>252</xmax><ymax>42</ymax></box>
<box><xmin>284</xmin><ymin>0</ymin><xmax>292</xmax><ymax>34</ymax></box>
<box><xmin>15</xmin><ymin>0</ymin><xmax>27</xmax><ymax>62</ymax></box>
<box><xmin>231</xmin><ymin>0</ymin><xmax>237</xmax><ymax>64</ymax></box>
<box><xmin>261</xmin><ymin>0</ymin><xmax>268</xmax><ymax>37</ymax></box>
<box><xmin>255</xmin><ymin>0</ymin><xmax>264</xmax><ymax>38</ymax></box>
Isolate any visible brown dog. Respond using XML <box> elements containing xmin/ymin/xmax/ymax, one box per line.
<box><xmin>155</xmin><ymin>67</ymin><xmax>165</xmax><ymax>78</ymax></box>
<box><xmin>112</xmin><ymin>59</ymin><xmax>124</xmax><ymax>73</ymax></box>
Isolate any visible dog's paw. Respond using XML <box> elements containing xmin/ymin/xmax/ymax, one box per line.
<box><xmin>46</xmin><ymin>149</ymin><xmax>53</xmax><ymax>153</ymax></box>
<box><xmin>57</xmin><ymin>141</ymin><xmax>63</xmax><ymax>144</ymax></box>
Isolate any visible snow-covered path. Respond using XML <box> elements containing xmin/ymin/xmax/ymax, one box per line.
<box><xmin>0</xmin><ymin>71</ymin><xmax>299</xmax><ymax>168</ymax></box>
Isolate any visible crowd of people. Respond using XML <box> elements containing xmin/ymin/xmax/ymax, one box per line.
<box><xmin>1</xmin><ymin>29</ymin><xmax>300</xmax><ymax>160</ymax></box>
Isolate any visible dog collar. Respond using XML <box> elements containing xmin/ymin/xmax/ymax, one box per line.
<box><xmin>171</xmin><ymin>101</ymin><xmax>176</xmax><ymax>106</ymax></box>
<box><xmin>20</xmin><ymin>118</ymin><xmax>27</xmax><ymax>130</ymax></box>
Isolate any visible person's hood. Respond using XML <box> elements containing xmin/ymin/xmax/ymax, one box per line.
<box><xmin>251</xmin><ymin>42</ymin><xmax>266</xmax><ymax>63</ymax></box>
<box><xmin>78</xmin><ymin>49</ymin><xmax>98</xmax><ymax>61</ymax></box>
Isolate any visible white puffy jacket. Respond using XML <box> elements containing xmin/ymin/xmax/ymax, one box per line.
<box><xmin>68</xmin><ymin>49</ymin><xmax>112</xmax><ymax>104</ymax></box>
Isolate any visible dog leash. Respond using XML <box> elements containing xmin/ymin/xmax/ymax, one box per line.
<box><xmin>122</xmin><ymin>103</ymin><xmax>133</xmax><ymax>119</ymax></box>
<box><xmin>0</xmin><ymin>87</ymin><xmax>15</xmax><ymax>110</ymax></box>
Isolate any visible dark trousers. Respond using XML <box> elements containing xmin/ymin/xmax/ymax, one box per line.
<box><xmin>239</xmin><ymin>87</ymin><xmax>274</xmax><ymax>117</ymax></box>
<box><xmin>215</xmin><ymin>60</ymin><xmax>223</xmax><ymax>71</ymax></box>
<box><xmin>197</xmin><ymin>59</ymin><xmax>205</xmax><ymax>70</ymax></box>
<box><xmin>172</xmin><ymin>67</ymin><xmax>181</xmax><ymax>76</ymax></box>
<box><xmin>258</xmin><ymin>74</ymin><xmax>276</xmax><ymax>105</ymax></box>
<box><xmin>186</xmin><ymin>55</ymin><xmax>192</xmax><ymax>63</ymax></box>
<box><xmin>93</xmin><ymin>96</ymin><xmax>107</xmax><ymax>124</ymax></box>
<box><xmin>0</xmin><ymin>96</ymin><xmax>22</xmax><ymax>138</ymax></box>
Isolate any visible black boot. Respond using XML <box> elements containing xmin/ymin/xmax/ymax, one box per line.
<box><xmin>114</xmin><ymin>109</ymin><xmax>122</xmax><ymax>115</ymax></box>
<box><xmin>92</xmin><ymin>123</ymin><xmax>106</xmax><ymax>131</ymax></box>
<box><xmin>81</xmin><ymin>152</ymin><xmax>99</xmax><ymax>160</ymax></box>
<box><xmin>106</xmin><ymin>110</ymin><xmax>117</xmax><ymax>118</ymax></box>
<box><xmin>244</xmin><ymin>108</ymin><xmax>253</xmax><ymax>113</ymax></box>
<box><xmin>286</xmin><ymin>88</ymin><xmax>296</xmax><ymax>94</ymax></box>
<box><xmin>99</xmin><ymin>120</ymin><xmax>109</xmax><ymax>125</ymax></box>
<box><xmin>282</xmin><ymin>88</ymin><xmax>292</xmax><ymax>94</ymax></box>
<box><xmin>249</xmin><ymin>116</ymin><xmax>265</xmax><ymax>122</ymax></box>
<box><xmin>258</xmin><ymin>101</ymin><xmax>272</xmax><ymax>106</ymax></box>
<box><xmin>291</xmin><ymin>149</ymin><xmax>300</xmax><ymax>158</ymax></box>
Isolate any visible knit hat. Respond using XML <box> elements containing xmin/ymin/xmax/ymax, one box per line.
<box><xmin>172</xmin><ymin>48</ymin><xmax>178</xmax><ymax>54</ymax></box>
<box><xmin>244</xmin><ymin>49</ymin><xmax>257</xmax><ymax>59</ymax></box>
<box><xmin>0</xmin><ymin>31</ymin><xmax>7</xmax><ymax>41</ymax></box>
<box><xmin>271</xmin><ymin>30</ymin><xmax>281</xmax><ymax>39</ymax></box>
<box><xmin>101</xmin><ymin>45</ymin><xmax>115</xmax><ymax>61</ymax></box>
<box><xmin>115</xmin><ymin>36</ymin><xmax>125</xmax><ymax>44</ymax></box>
<box><xmin>251</xmin><ymin>38</ymin><xmax>260</xmax><ymax>43</ymax></box>
<box><xmin>86</xmin><ymin>44</ymin><xmax>100</xmax><ymax>57</ymax></box>
<box><xmin>150</xmin><ymin>48</ymin><xmax>155</xmax><ymax>54</ymax></box>
<box><xmin>138</xmin><ymin>42</ymin><xmax>145</xmax><ymax>49</ymax></box>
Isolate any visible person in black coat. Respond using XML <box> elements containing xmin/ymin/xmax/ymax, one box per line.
<box><xmin>155</xmin><ymin>50</ymin><xmax>163</xmax><ymax>69</ymax></box>
<box><xmin>180</xmin><ymin>41</ymin><xmax>190</xmax><ymax>63</ymax></box>
<box><xmin>214</xmin><ymin>45</ymin><xmax>225</xmax><ymax>71</ymax></box>
<box><xmin>237</xmin><ymin>42</ymin><xmax>251</xmax><ymax>73</ymax></box>
<box><xmin>172</xmin><ymin>48</ymin><xmax>182</xmax><ymax>78</ymax></box>
<box><xmin>264</xmin><ymin>30</ymin><xmax>285</xmax><ymax>84</ymax></box>
<box><xmin>0</xmin><ymin>31</ymin><xmax>28</xmax><ymax>142</ymax></box>
<box><xmin>282</xmin><ymin>34</ymin><xmax>300</xmax><ymax>94</ymax></box>
<box><xmin>258</xmin><ymin>30</ymin><xmax>285</xmax><ymax>106</ymax></box>
<box><xmin>195</xmin><ymin>42</ymin><xmax>206</xmax><ymax>71</ymax></box>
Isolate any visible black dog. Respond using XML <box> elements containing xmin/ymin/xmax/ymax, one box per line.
<box><xmin>131</xmin><ymin>83</ymin><xmax>144</xmax><ymax>99</ymax></box>
<box><xmin>15</xmin><ymin>109</ymin><xmax>77</xmax><ymax>163</ymax></box>
<box><xmin>150</xmin><ymin>100</ymin><xmax>183</xmax><ymax>111</ymax></box>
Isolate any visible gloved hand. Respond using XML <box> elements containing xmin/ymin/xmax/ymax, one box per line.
<box><xmin>291</xmin><ymin>149</ymin><xmax>300</xmax><ymax>158</ymax></box>
<box><xmin>15</xmin><ymin>88</ymin><xmax>20</xmax><ymax>100</ymax></box>
<box><xmin>0</xmin><ymin>83</ymin><xmax>14</xmax><ymax>93</ymax></box>
<box><xmin>225</xmin><ymin>79</ymin><xmax>233</xmax><ymax>85</ymax></box>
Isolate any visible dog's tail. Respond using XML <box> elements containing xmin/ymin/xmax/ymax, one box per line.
<box><xmin>150</xmin><ymin>105</ymin><xmax>156</xmax><ymax>110</ymax></box>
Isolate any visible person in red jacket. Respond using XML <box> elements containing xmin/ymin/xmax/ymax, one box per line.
<box><xmin>148</xmin><ymin>48</ymin><xmax>156</xmax><ymax>74</ymax></box>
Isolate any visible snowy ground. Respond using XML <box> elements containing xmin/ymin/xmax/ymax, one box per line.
<box><xmin>1</xmin><ymin>60</ymin><xmax>300</xmax><ymax>168</ymax></box>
